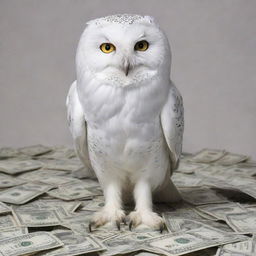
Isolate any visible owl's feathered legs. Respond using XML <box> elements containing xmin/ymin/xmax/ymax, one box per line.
<box><xmin>89</xmin><ymin>182</ymin><xmax>126</xmax><ymax>231</ymax></box>
<box><xmin>128</xmin><ymin>179</ymin><xmax>166</xmax><ymax>232</ymax></box>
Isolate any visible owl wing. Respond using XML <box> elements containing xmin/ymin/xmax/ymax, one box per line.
<box><xmin>160</xmin><ymin>81</ymin><xmax>184</xmax><ymax>174</ymax></box>
<box><xmin>66</xmin><ymin>81</ymin><xmax>95</xmax><ymax>178</ymax></box>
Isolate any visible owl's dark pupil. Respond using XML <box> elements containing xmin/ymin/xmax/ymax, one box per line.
<box><xmin>105</xmin><ymin>44</ymin><xmax>111</xmax><ymax>50</ymax></box>
<box><xmin>138</xmin><ymin>43</ymin><xmax>143</xmax><ymax>48</ymax></box>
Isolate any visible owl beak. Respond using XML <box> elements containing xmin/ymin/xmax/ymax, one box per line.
<box><xmin>123</xmin><ymin>62</ymin><xmax>130</xmax><ymax>76</ymax></box>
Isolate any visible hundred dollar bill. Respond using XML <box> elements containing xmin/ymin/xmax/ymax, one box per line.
<box><xmin>196</xmin><ymin>203</ymin><xmax>248</xmax><ymax>220</ymax></box>
<box><xmin>189</xmin><ymin>149</ymin><xmax>226</xmax><ymax>163</ymax></box>
<box><xmin>142</xmin><ymin>226</ymin><xmax>245</xmax><ymax>256</ymax></box>
<box><xmin>12</xmin><ymin>209</ymin><xmax>62</xmax><ymax>227</ymax></box>
<box><xmin>180</xmin><ymin>187</ymin><xmax>229</xmax><ymax>205</ymax></box>
<box><xmin>171</xmin><ymin>173</ymin><xmax>205</xmax><ymax>188</ymax></box>
<box><xmin>225</xmin><ymin>210</ymin><xmax>256</xmax><ymax>234</ymax></box>
<box><xmin>38</xmin><ymin>229</ymin><xmax>106</xmax><ymax>256</ymax></box>
<box><xmin>0</xmin><ymin>227</ymin><xmax>28</xmax><ymax>240</ymax></box>
<box><xmin>18</xmin><ymin>144</ymin><xmax>52</xmax><ymax>156</ymax></box>
<box><xmin>0</xmin><ymin>215</ymin><xmax>19</xmax><ymax>230</ymax></box>
<box><xmin>0</xmin><ymin>159</ymin><xmax>43</xmax><ymax>175</ymax></box>
<box><xmin>214</xmin><ymin>152</ymin><xmax>249</xmax><ymax>166</ymax></box>
<box><xmin>216</xmin><ymin>235</ymin><xmax>256</xmax><ymax>256</ymax></box>
<box><xmin>0</xmin><ymin>174</ymin><xmax>26</xmax><ymax>188</ymax></box>
<box><xmin>0</xmin><ymin>202</ymin><xmax>11</xmax><ymax>214</ymax></box>
<box><xmin>0</xmin><ymin>232</ymin><xmax>64</xmax><ymax>256</ymax></box>
<box><xmin>81</xmin><ymin>199</ymin><xmax>105</xmax><ymax>212</ymax></box>
<box><xmin>0</xmin><ymin>182</ymin><xmax>53</xmax><ymax>204</ymax></box>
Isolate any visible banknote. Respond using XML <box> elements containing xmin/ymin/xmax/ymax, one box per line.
<box><xmin>12</xmin><ymin>208</ymin><xmax>62</xmax><ymax>227</ymax></box>
<box><xmin>0</xmin><ymin>215</ymin><xmax>19</xmax><ymax>230</ymax></box>
<box><xmin>19</xmin><ymin>168</ymin><xmax>68</xmax><ymax>180</ymax></box>
<box><xmin>0</xmin><ymin>201</ymin><xmax>11</xmax><ymax>214</ymax></box>
<box><xmin>19</xmin><ymin>144</ymin><xmax>52</xmax><ymax>156</ymax></box>
<box><xmin>189</xmin><ymin>149</ymin><xmax>226</xmax><ymax>163</ymax></box>
<box><xmin>0</xmin><ymin>227</ymin><xmax>28</xmax><ymax>240</ymax></box>
<box><xmin>0</xmin><ymin>182</ymin><xmax>53</xmax><ymax>204</ymax></box>
<box><xmin>38</xmin><ymin>229</ymin><xmax>106</xmax><ymax>255</ymax></box>
<box><xmin>0</xmin><ymin>147</ymin><xmax>20</xmax><ymax>159</ymax></box>
<box><xmin>180</xmin><ymin>187</ymin><xmax>229</xmax><ymax>205</ymax></box>
<box><xmin>175</xmin><ymin>161</ymin><xmax>207</xmax><ymax>174</ymax></box>
<box><xmin>196</xmin><ymin>203</ymin><xmax>248</xmax><ymax>220</ymax></box>
<box><xmin>0</xmin><ymin>173</ymin><xmax>26</xmax><ymax>188</ymax></box>
<box><xmin>42</xmin><ymin>158</ymin><xmax>83</xmax><ymax>171</ymax></box>
<box><xmin>225</xmin><ymin>210</ymin><xmax>256</xmax><ymax>234</ymax></box>
<box><xmin>36</xmin><ymin>146</ymin><xmax>76</xmax><ymax>160</ymax></box>
<box><xmin>216</xmin><ymin>235</ymin><xmax>256</xmax><ymax>256</ymax></box>
<box><xmin>214</xmin><ymin>152</ymin><xmax>249</xmax><ymax>166</ymax></box>
<box><xmin>142</xmin><ymin>226</ymin><xmax>245</xmax><ymax>256</ymax></box>
<box><xmin>0</xmin><ymin>232</ymin><xmax>64</xmax><ymax>256</ymax></box>
<box><xmin>0</xmin><ymin>159</ymin><xmax>43</xmax><ymax>174</ymax></box>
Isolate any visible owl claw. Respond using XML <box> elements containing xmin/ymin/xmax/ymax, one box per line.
<box><xmin>88</xmin><ymin>221</ymin><xmax>95</xmax><ymax>232</ymax></box>
<box><xmin>129</xmin><ymin>220</ymin><xmax>133</xmax><ymax>231</ymax></box>
<box><xmin>160</xmin><ymin>222</ymin><xmax>167</xmax><ymax>233</ymax></box>
<box><xmin>116</xmin><ymin>220</ymin><xmax>121</xmax><ymax>230</ymax></box>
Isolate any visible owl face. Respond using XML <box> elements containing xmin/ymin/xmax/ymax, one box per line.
<box><xmin>76</xmin><ymin>14</ymin><xmax>171</xmax><ymax>87</ymax></box>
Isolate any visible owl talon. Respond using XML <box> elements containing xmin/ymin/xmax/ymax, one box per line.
<box><xmin>129</xmin><ymin>220</ymin><xmax>133</xmax><ymax>231</ymax></box>
<box><xmin>160</xmin><ymin>222</ymin><xmax>167</xmax><ymax>233</ymax></box>
<box><xmin>116</xmin><ymin>220</ymin><xmax>121</xmax><ymax>230</ymax></box>
<box><xmin>88</xmin><ymin>221</ymin><xmax>95</xmax><ymax>232</ymax></box>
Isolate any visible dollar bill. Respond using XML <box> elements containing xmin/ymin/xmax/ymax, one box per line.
<box><xmin>0</xmin><ymin>215</ymin><xmax>19</xmax><ymax>230</ymax></box>
<box><xmin>81</xmin><ymin>198</ymin><xmax>105</xmax><ymax>212</ymax></box>
<box><xmin>0</xmin><ymin>227</ymin><xmax>28</xmax><ymax>240</ymax></box>
<box><xmin>19</xmin><ymin>169</ymin><xmax>68</xmax><ymax>181</ymax></box>
<box><xmin>0</xmin><ymin>147</ymin><xmax>20</xmax><ymax>159</ymax></box>
<box><xmin>42</xmin><ymin>159</ymin><xmax>83</xmax><ymax>172</ymax></box>
<box><xmin>214</xmin><ymin>152</ymin><xmax>249</xmax><ymax>166</ymax></box>
<box><xmin>0</xmin><ymin>201</ymin><xmax>11</xmax><ymax>214</ymax></box>
<box><xmin>216</xmin><ymin>235</ymin><xmax>256</xmax><ymax>256</ymax></box>
<box><xmin>0</xmin><ymin>159</ymin><xmax>43</xmax><ymax>175</ymax></box>
<box><xmin>142</xmin><ymin>226</ymin><xmax>245</xmax><ymax>256</ymax></box>
<box><xmin>0</xmin><ymin>174</ymin><xmax>26</xmax><ymax>188</ymax></box>
<box><xmin>196</xmin><ymin>203</ymin><xmax>248</xmax><ymax>220</ymax></box>
<box><xmin>18</xmin><ymin>144</ymin><xmax>52</xmax><ymax>156</ymax></box>
<box><xmin>36</xmin><ymin>146</ymin><xmax>76</xmax><ymax>160</ymax></box>
<box><xmin>37</xmin><ymin>229</ymin><xmax>106</xmax><ymax>255</ymax></box>
<box><xmin>180</xmin><ymin>187</ymin><xmax>229</xmax><ymax>205</ymax></box>
<box><xmin>175</xmin><ymin>161</ymin><xmax>207</xmax><ymax>174</ymax></box>
<box><xmin>225</xmin><ymin>210</ymin><xmax>256</xmax><ymax>234</ymax></box>
<box><xmin>0</xmin><ymin>182</ymin><xmax>53</xmax><ymax>204</ymax></box>
<box><xmin>0</xmin><ymin>232</ymin><xmax>64</xmax><ymax>256</ymax></box>
<box><xmin>171</xmin><ymin>173</ymin><xmax>205</xmax><ymax>188</ymax></box>
<box><xmin>12</xmin><ymin>209</ymin><xmax>62</xmax><ymax>227</ymax></box>
<box><xmin>189</xmin><ymin>149</ymin><xmax>226</xmax><ymax>163</ymax></box>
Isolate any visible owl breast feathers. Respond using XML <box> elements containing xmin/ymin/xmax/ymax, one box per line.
<box><xmin>66</xmin><ymin>14</ymin><xmax>184</xmax><ymax>231</ymax></box>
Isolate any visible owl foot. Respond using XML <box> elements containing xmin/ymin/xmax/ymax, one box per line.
<box><xmin>88</xmin><ymin>207</ymin><xmax>126</xmax><ymax>232</ymax></box>
<box><xmin>128</xmin><ymin>210</ymin><xmax>166</xmax><ymax>233</ymax></box>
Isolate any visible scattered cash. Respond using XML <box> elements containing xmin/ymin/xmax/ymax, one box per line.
<box><xmin>0</xmin><ymin>145</ymin><xmax>254</xmax><ymax>256</ymax></box>
<box><xmin>189</xmin><ymin>149</ymin><xmax>226</xmax><ymax>163</ymax></box>
<box><xmin>0</xmin><ymin>232</ymin><xmax>64</xmax><ymax>256</ymax></box>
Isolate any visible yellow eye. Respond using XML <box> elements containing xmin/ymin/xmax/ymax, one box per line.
<box><xmin>100</xmin><ymin>43</ymin><xmax>115</xmax><ymax>53</ymax></box>
<box><xmin>134</xmin><ymin>40</ymin><xmax>149</xmax><ymax>51</ymax></box>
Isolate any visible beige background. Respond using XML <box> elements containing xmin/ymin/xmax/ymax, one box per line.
<box><xmin>0</xmin><ymin>0</ymin><xmax>255</xmax><ymax>158</ymax></box>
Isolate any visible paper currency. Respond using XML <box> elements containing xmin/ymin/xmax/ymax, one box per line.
<box><xmin>18</xmin><ymin>144</ymin><xmax>52</xmax><ymax>156</ymax></box>
<box><xmin>0</xmin><ymin>159</ymin><xmax>43</xmax><ymax>175</ymax></box>
<box><xmin>0</xmin><ymin>182</ymin><xmax>53</xmax><ymax>204</ymax></box>
<box><xmin>0</xmin><ymin>232</ymin><xmax>64</xmax><ymax>256</ymax></box>
<box><xmin>0</xmin><ymin>145</ymin><xmax>254</xmax><ymax>256</ymax></box>
<box><xmin>189</xmin><ymin>149</ymin><xmax>226</xmax><ymax>163</ymax></box>
<box><xmin>180</xmin><ymin>187</ymin><xmax>229</xmax><ymax>205</ymax></box>
<box><xmin>214</xmin><ymin>152</ymin><xmax>249</xmax><ymax>166</ymax></box>
<box><xmin>12</xmin><ymin>208</ymin><xmax>62</xmax><ymax>227</ymax></box>
<box><xmin>39</xmin><ymin>229</ymin><xmax>106</xmax><ymax>255</ymax></box>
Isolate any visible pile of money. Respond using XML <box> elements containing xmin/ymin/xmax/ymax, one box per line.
<box><xmin>0</xmin><ymin>145</ymin><xmax>255</xmax><ymax>256</ymax></box>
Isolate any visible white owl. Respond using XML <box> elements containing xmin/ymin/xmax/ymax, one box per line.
<box><xmin>66</xmin><ymin>14</ymin><xmax>184</xmax><ymax>231</ymax></box>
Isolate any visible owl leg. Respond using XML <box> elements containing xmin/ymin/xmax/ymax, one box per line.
<box><xmin>89</xmin><ymin>181</ymin><xmax>125</xmax><ymax>231</ymax></box>
<box><xmin>128</xmin><ymin>179</ymin><xmax>166</xmax><ymax>232</ymax></box>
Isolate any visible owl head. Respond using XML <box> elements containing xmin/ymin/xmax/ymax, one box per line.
<box><xmin>76</xmin><ymin>14</ymin><xmax>171</xmax><ymax>88</ymax></box>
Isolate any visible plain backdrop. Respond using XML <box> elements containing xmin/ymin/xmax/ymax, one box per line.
<box><xmin>0</xmin><ymin>0</ymin><xmax>255</xmax><ymax>158</ymax></box>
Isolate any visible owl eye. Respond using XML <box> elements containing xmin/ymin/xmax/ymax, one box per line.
<box><xmin>100</xmin><ymin>43</ymin><xmax>115</xmax><ymax>53</ymax></box>
<box><xmin>134</xmin><ymin>40</ymin><xmax>149</xmax><ymax>51</ymax></box>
